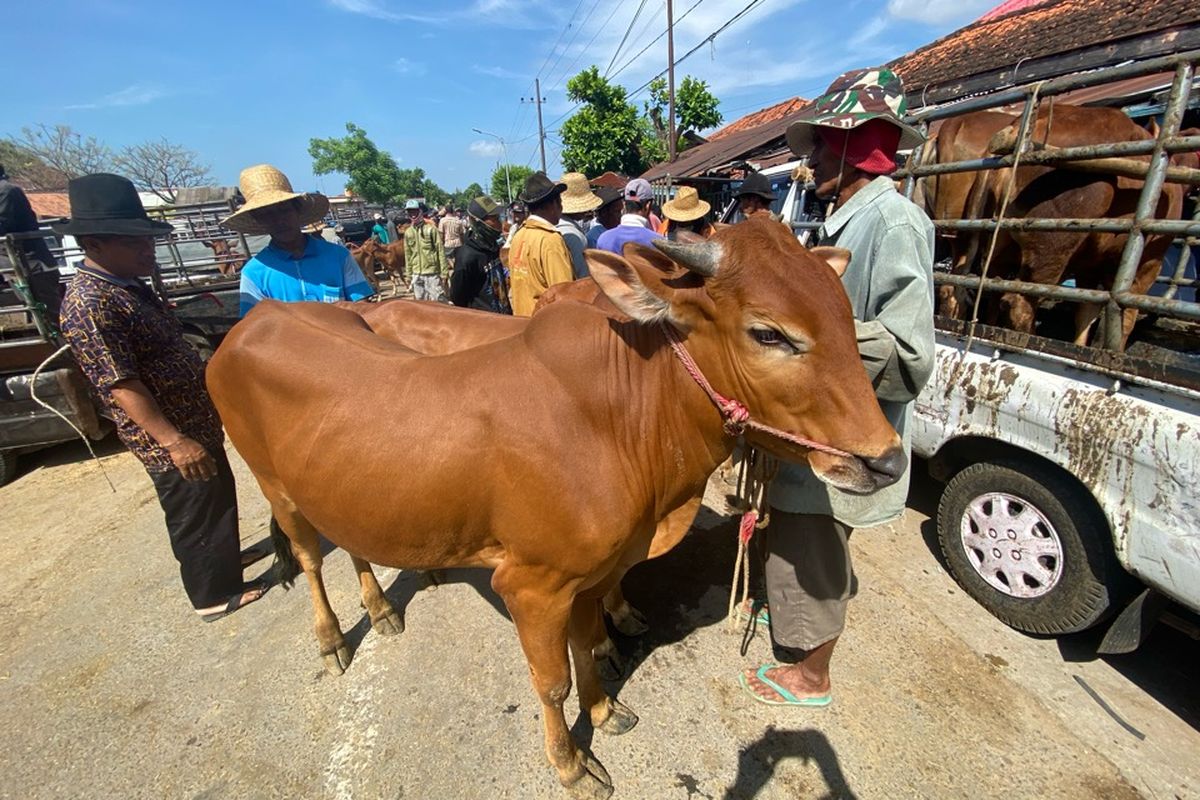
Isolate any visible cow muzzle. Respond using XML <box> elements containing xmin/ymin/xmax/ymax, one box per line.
<box><xmin>808</xmin><ymin>444</ymin><xmax>907</xmax><ymax>495</ymax></box>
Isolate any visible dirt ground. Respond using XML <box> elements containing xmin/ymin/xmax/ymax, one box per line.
<box><xmin>1</xmin><ymin>440</ymin><xmax>1197</xmax><ymax>800</ymax></box>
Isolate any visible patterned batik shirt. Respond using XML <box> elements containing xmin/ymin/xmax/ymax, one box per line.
<box><xmin>59</xmin><ymin>266</ymin><xmax>224</xmax><ymax>473</ymax></box>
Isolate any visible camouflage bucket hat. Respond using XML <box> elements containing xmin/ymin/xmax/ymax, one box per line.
<box><xmin>786</xmin><ymin>68</ymin><xmax>925</xmax><ymax>156</ymax></box>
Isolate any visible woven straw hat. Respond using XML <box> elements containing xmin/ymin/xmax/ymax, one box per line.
<box><xmin>662</xmin><ymin>186</ymin><xmax>711</xmax><ymax>223</ymax></box>
<box><xmin>223</xmin><ymin>164</ymin><xmax>330</xmax><ymax>235</ymax></box>
<box><xmin>558</xmin><ymin>172</ymin><xmax>602</xmax><ymax>214</ymax></box>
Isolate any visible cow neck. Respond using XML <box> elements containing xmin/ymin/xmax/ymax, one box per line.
<box><xmin>594</xmin><ymin>317</ymin><xmax>732</xmax><ymax>514</ymax></box>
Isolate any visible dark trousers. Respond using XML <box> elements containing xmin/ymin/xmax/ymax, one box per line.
<box><xmin>149</xmin><ymin>449</ymin><xmax>243</xmax><ymax>609</ymax></box>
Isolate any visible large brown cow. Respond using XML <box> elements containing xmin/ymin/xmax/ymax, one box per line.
<box><xmin>944</xmin><ymin>106</ymin><xmax>1190</xmax><ymax>345</ymax></box>
<box><xmin>207</xmin><ymin>217</ymin><xmax>904</xmax><ymax>799</ymax></box>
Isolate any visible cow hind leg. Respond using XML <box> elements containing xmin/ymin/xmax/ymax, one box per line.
<box><xmin>272</xmin><ymin>504</ymin><xmax>352</xmax><ymax>675</ymax></box>
<box><xmin>350</xmin><ymin>555</ymin><xmax>403</xmax><ymax>636</ymax></box>
<box><xmin>496</xmin><ymin>567</ymin><xmax>613</xmax><ymax>800</ymax></box>
<box><xmin>602</xmin><ymin>584</ymin><xmax>648</xmax><ymax>636</ymax></box>
<box><xmin>1073</xmin><ymin>303</ymin><xmax>1103</xmax><ymax>347</ymax></box>
<box><xmin>571</xmin><ymin>597</ymin><xmax>638</xmax><ymax>737</ymax></box>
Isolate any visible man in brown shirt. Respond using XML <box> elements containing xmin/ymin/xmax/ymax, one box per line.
<box><xmin>57</xmin><ymin>173</ymin><xmax>269</xmax><ymax>622</ymax></box>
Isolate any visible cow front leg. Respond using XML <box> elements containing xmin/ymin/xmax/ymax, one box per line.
<box><xmin>273</xmin><ymin>506</ymin><xmax>351</xmax><ymax>675</ymax></box>
<box><xmin>497</xmin><ymin>568</ymin><xmax>613</xmax><ymax>800</ymax></box>
<box><xmin>350</xmin><ymin>555</ymin><xmax>403</xmax><ymax>636</ymax></box>
<box><xmin>1073</xmin><ymin>302</ymin><xmax>1103</xmax><ymax>347</ymax></box>
<box><xmin>571</xmin><ymin>597</ymin><xmax>638</xmax><ymax>737</ymax></box>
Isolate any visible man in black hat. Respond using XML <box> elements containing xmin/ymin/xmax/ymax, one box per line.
<box><xmin>0</xmin><ymin>162</ymin><xmax>61</xmax><ymax>319</ymax></box>
<box><xmin>507</xmin><ymin>171</ymin><xmax>572</xmax><ymax>317</ymax></box>
<box><xmin>734</xmin><ymin>172</ymin><xmax>777</xmax><ymax>219</ymax></box>
<box><xmin>56</xmin><ymin>173</ymin><xmax>269</xmax><ymax>623</ymax></box>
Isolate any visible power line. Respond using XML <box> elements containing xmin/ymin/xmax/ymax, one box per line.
<box><xmin>542</xmin><ymin>0</ymin><xmax>608</xmax><ymax>92</ymax></box>
<box><xmin>536</xmin><ymin>0</ymin><xmax>588</xmax><ymax>82</ymax></box>
<box><xmin>610</xmin><ymin>0</ymin><xmax>706</xmax><ymax>82</ymax></box>
<box><xmin>604</xmin><ymin>0</ymin><xmax>651</xmax><ymax>78</ymax></box>
<box><xmin>545</xmin><ymin>0</ymin><xmax>627</xmax><ymax>93</ymax></box>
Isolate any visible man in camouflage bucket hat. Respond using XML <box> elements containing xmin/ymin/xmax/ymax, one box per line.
<box><xmin>738</xmin><ymin>68</ymin><xmax>936</xmax><ymax>708</ymax></box>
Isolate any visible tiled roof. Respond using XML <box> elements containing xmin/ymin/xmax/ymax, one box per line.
<box><xmin>709</xmin><ymin>98</ymin><xmax>807</xmax><ymax>141</ymax></box>
<box><xmin>891</xmin><ymin>0</ymin><xmax>1200</xmax><ymax>99</ymax></box>
<box><xmin>26</xmin><ymin>192</ymin><xmax>71</xmax><ymax>220</ymax></box>
<box><xmin>979</xmin><ymin>0</ymin><xmax>1053</xmax><ymax>22</ymax></box>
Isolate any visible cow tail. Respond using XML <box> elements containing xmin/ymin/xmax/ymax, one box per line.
<box><xmin>269</xmin><ymin>516</ymin><xmax>302</xmax><ymax>590</ymax></box>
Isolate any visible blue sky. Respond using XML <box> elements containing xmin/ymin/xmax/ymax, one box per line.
<box><xmin>0</xmin><ymin>0</ymin><xmax>996</xmax><ymax>196</ymax></box>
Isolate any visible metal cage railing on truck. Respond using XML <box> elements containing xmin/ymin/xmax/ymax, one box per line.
<box><xmin>891</xmin><ymin>50</ymin><xmax>1200</xmax><ymax>352</ymax></box>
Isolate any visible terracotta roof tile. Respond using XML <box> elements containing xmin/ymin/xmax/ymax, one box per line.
<box><xmin>891</xmin><ymin>0</ymin><xmax>1200</xmax><ymax>96</ymax></box>
<box><xmin>26</xmin><ymin>192</ymin><xmax>71</xmax><ymax>220</ymax></box>
<box><xmin>709</xmin><ymin>98</ymin><xmax>807</xmax><ymax>141</ymax></box>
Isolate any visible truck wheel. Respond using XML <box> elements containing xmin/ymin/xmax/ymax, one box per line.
<box><xmin>182</xmin><ymin>332</ymin><xmax>215</xmax><ymax>362</ymax></box>
<box><xmin>937</xmin><ymin>459</ymin><xmax>1121</xmax><ymax>635</ymax></box>
<box><xmin>0</xmin><ymin>449</ymin><xmax>18</xmax><ymax>486</ymax></box>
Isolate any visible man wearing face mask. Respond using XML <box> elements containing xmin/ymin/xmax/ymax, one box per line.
<box><xmin>404</xmin><ymin>199</ymin><xmax>451</xmax><ymax>302</ymax></box>
<box><xmin>738</xmin><ymin>68</ymin><xmax>935</xmax><ymax>708</ymax></box>
<box><xmin>450</xmin><ymin>195</ymin><xmax>511</xmax><ymax>314</ymax></box>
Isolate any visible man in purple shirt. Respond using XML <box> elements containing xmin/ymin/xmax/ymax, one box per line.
<box><xmin>596</xmin><ymin>178</ymin><xmax>663</xmax><ymax>255</ymax></box>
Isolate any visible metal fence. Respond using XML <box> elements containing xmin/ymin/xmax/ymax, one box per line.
<box><xmin>890</xmin><ymin>49</ymin><xmax>1200</xmax><ymax>352</ymax></box>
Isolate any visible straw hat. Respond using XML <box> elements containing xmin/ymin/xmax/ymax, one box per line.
<box><xmin>559</xmin><ymin>172</ymin><xmax>603</xmax><ymax>214</ymax></box>
<box><xmin>223</xmin><ymin>164</ymin><xmax>330</xmax><ymax>235</ymax></box>
<box><xmin>661</xmin><ymin>186</ymin><xmax>711</xmax><ymax>223</ymax></box>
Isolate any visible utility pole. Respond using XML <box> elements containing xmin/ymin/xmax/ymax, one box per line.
<box><xmin>667</xmin><ymin>0</ymin><xmax>677</xmax><ymax>162</ymax></box>
<box><xmin>523</xmin><ymin>80</ymin><xmax>548</xmax><ymax>174</ymax></box>
<box><xmin>535</xmin><ymin>78</ymin><xmax>547</xmax><ymax>174</ymax></box>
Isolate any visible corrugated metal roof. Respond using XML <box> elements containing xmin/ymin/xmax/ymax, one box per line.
<box><xmin>641</xmin><ymin>99</ymin><xmax>813</xmax><ymax>181</ymax></box>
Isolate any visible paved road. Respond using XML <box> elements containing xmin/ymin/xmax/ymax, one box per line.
<box><xmin>1</xmin><ymin>441</ymin><xmax>1196</xmax><ymax>799</ymax></box>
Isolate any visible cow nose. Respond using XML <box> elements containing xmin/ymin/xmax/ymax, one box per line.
<box><xmin>863</xmin><ymin>447</ymin><xmax>907</xmax><ymax>488</ymax></box>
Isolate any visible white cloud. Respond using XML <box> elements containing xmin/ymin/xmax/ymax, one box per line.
<box><xmin>473</xmin><ymin>64</ymin><xmax>527</xmax><ymax>81</ymax></box>
<box><xmin>886</xmin><ymin>0</ymin><xmax>994</xmax><ymax>25</ymax></box>
<box><xmin>393</xmin><ymin>57</ymin><xmax>427</xmax><ymax>75</ymax></box>
<box><xmin>326</xmin><ymin>0</ymin><xmax>448</xmax><ymax>24</ymax></box>
<box><xmin>66</xmin><ymin>84</ymin><xmax>167</xmax><ymax>110</ymax></box>
<box><xmin>469</xmin><ymin>140</ymin><xmax>505</xmax><ymax>158</ymax></box>
<box><xmin>851</xmin><ymin>15</ymin><xmax>888</xmax><ymax>48</ymax></box>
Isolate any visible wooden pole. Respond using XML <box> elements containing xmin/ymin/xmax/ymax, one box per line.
<box><xmin>535</xmin><ymin>78</ymin><xmax>547</xmax><ymax>174</ymax></box>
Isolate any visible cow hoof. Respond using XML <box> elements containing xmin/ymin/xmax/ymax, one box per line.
<box><xmin>610</xmin><ymin>606</ymin><xmax>649</xmax><ymax>637</ymax></box>
<box><xmin>597</xmin><ymin>700</ymin><xmax>638</xmax><ymax>736</ymax></box>
<box><xmin>321</xmin><ymin>645</ymin><xmax>352</xmax><ymax>676</ymax></box>
<box><xmin>419</xmin><ymin>570</ymin><xmax>444</xmax><ymax>592</ymax></box>
<box><xmin>564</xmin><ymin>752</ymin><xmax>613</xmax><ymax>800</ymax></box>
<box><xmin>372</xmin><ymin>610</ymin><xmax>404</xmax><ymax>636</ymax></box>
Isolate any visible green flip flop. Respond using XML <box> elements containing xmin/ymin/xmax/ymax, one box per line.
<box><xmin>737</xmin><ymin>599</ymin><xmax>771</xmax><ymax>627</ymax></box>
<box><xmin>739</xmin><ymin>664</ymin><xmax>832</xmax><ymax>707</ymax></box>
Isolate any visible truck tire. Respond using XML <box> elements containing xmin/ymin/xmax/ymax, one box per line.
<box><xmin>937</xmin><ymin>459</ymin><xmax>1122</xmax><ymax>635</ymax></box>
<box><xmin>0</xmin><ymin>449</ymin><xmax>18</xmax><ymax>486</ymax></box>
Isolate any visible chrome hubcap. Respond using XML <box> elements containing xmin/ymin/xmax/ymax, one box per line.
<box><xmin>960</xmin><ymin>492</ymin><xmax>1063</xmax><ymax>598</ymax></box>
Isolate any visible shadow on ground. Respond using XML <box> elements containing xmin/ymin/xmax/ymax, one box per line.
<box><xmin>720</xmin><ymin>726</ymin><xmax>858</xmax><ymax>800</ymax></box>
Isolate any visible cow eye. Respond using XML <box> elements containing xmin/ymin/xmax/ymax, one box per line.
<box><xmin>750</xmin><ymin>327</ymin><xmax>797</xmax><ymax>352</ymax></box>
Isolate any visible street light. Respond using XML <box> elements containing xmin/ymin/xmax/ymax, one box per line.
<box><xmin>473</xmin><ymin>127</ymin><xmax>512</xmax><ymax>204</ymax></box>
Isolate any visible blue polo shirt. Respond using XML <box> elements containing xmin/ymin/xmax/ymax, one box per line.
<box><xmin>239</xmin><ymin>235</ymin><xmax>374</xmax><ymax>316</ymax></box>
<box><xmin>596</xmin><ymin>216</ymin><xmax>662</xmax><ymax>255</ymax></box>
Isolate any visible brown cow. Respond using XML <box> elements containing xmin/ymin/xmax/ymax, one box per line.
<box><xmin>201</xmin><ymin>238</ymin><xmax>247</xmax><ymax>276</ymax></box>
<box><xmin>207</xmin><ymin>217</ymin><xmax>903</xmax><ymax>799</ymax></box>
<box><xmin>947</xmin><ymin>106</ymin><xmax>1190</xmax><ymax>345</ymax></box>
<box><xmin>350</xmin><ymin>297</ymin><xmax>691</xmax><ymax>673</ymax></box>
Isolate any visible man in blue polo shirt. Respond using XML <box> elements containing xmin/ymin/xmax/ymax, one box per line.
<box><xmin>596</xmin><ymin>178</ymin><xmax>663</xmax><ymax>255</ymax></box>
<box><xmin>223</xmin><ymin>164</ymin><xmax>374</xmax><ymax>316</ymax></box>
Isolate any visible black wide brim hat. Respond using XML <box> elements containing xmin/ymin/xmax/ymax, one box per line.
<box><xmin>733</xmin><ymin>172</ymin><xmax>775</xmax><ymax>203</ymax></box>
<box><xmin>519</xmin><ymin>171</ymin><xmax>568</xmax><ymax>205</ymax></box>
<box><xmin>50</xmin><ymin>173</ymin><xmax>174</xmax><ymax>237</ymax></box>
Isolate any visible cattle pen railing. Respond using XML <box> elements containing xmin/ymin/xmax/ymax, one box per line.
<box><xmin>886</xmin><ymin>49</ymin><xmax>1200</xmax><ymax>353</ymax></box>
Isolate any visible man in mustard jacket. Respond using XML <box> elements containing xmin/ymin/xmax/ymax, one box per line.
<box><xmin>508</xmin><ymin>172</ymin><xmax>572</xmax><ymax>317</ymax></box>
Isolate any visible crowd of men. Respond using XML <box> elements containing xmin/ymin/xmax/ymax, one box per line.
<box><xmin>11</xmin><ymin>68</ymin><xmax>935</xmax><ymax>708</ymax></box>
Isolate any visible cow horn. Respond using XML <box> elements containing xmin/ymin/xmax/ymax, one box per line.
<box><xmin>652</xmin><ymin>239</ymin><xmax>722</xmax><ymax>277</ymax></box>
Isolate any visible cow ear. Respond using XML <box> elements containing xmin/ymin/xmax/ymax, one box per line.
<box><xmin>585</xmin><ymin>249</ymin><xmax>675</xmax><ymax>324</ymax></box>
<box><xmin>810</xmin><ymin>246</ymin><xmax>851</xmax><ymax>277</ymax></box>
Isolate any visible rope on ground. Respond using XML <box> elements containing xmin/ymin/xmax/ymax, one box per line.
<box><xmin>29</xmin><ymin>344</ymin><xmax>116</xmax><ymax>493</ymax></box>
<box><xmin>726</xmin><ymin>445</ymin><xmax>777</xmax><ymax>639</ymax></box>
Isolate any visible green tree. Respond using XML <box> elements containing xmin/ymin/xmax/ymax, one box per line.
<box><xmin>560</xmin><ymin>67</ymin><xmax>649</xmax><ymax>176</ymax></box>
<box><xmin>645</xmin><ymin>76</ymin><xmax>723</xmax><ymax>154</ymax></box>
<box><xmin>310</xmin><ymin>123</ymin><xmax>409</xmax><ymax>204</ymax></box>
<box><xmin>490</xmin><ymin>164</ymin><xmax>534</xmax><ymax>204</ymax></box>
<box><xmin>449</xmin><ymin>182</ymin><xmax>486</xmax><ymax>210</ymax></box>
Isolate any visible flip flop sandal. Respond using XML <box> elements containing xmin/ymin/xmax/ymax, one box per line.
<box><xmin>737</xmin><ymin>600</ymin><xmax>771</xmax><ymax>626</ymax></box>
<box><xmin>240</xmin><ymin>540</ymin><xmax>274</xmax><ymax>568</ymax></box>
<box><xmin>198</xmin><ymin>581</ymin><xmax>270</xmax><ymax>624</ymax></box>
<box><xmin>738</xmin><ymin>664</ymin><xmax>832</xmax><ymax>707</ymax></box>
